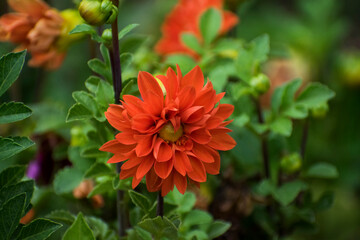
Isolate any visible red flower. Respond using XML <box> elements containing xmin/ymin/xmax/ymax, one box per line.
<box><xmin>155</xmin><ymin>0</ymin><xmax>238</xmax><ymax>57</ymax></box>
<box><xmin>100</xmin><ymin>65</ymin><xmax>236</xmax><ymax>196</ymax></box>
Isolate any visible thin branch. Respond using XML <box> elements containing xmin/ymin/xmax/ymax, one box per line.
<box><xmin>157</xmin><ymin>192</ymin><xmax>164</xmax><ymax>217</ymax></box>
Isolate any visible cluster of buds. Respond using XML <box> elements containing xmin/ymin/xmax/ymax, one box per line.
<box><xmin>250</xmin><ymin>73</ymin><xmax>271</xmax><ymax>95</ymax></box>
<box><xmin>78</xmin><ymin>0</ymin><xmax>118</xmax><ymax>26</ymax></box>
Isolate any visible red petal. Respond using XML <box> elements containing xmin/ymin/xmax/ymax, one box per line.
<box><xmin>115</xmin><ymin>131</ymin><xmax>136</xmax><ymax>145</ymax></box>
<box><xmin>203</xmin><ymin>150</ymin><xmax>221</xmax><ymax>175</ymax></box>
<box><xmin>146</xmin><ymin>168</ymin><xmax>163</xmax><ymax>192</ymax></box>
<box><xmin>119</xmin><ymin>166</ymin><xmax>137</xmax><ymax>179</ymax></box>
<box><xmin>132</xmin><ymin>114</ymin><xmax>157</xmax><ymax>133</ymax></box>
<box><xmin>193</xmin><ymin>82</ymin><xmax>216</xmax><ymax>113</ymax></box>
<box><xmin>215</xmin><ymin>92</ymin><xmax>225</xmax><ymax>103</ymax></box>
<box><xmin>214</xmin><ymin>104</ymin><xmax>234</xmax><ymax>121</ymax></box>
<box><xmin>138</xmin><ymin>71</ymin><xmax>164</xmax><ymax>103</ymax></box>
<box><xmin>162</xmin><ymin>67</ymin><xmax>179</xmax><ymax>101</ymax></box>
<box><xmin>136</xmin><ymin>155</ymin><xmax>155</xmax><ymax>179</ymax></box>
<box><xmin>153</xmin><ymin>138</ymin><xmax>173</xmax><ymax>162</ymax></box>
<box><xmin>154</xmin><ymin>159</ymin><xmax>174</xmax><ymax>179</ymax></box>
<box><xmin>178</xmin><ymin>86</ymin><xmax>196</xmax><ymax>110</ymax></box>
<box><xmin>161</xmin><ymin>174</ymin><xmax>174</xmax><ymax>197</ymax></box>
<box><xmin>143</xmin><ymin>90</ymin><xmax>163</xmax><ymax>116</ymax></box>
<box><xmin>135</xmin><ymin>134</ymin><xmax>156</xmax><ymax>157</ymax></box>
<box><xmin>174</xmin><ymin>171</ymin><xmax>187</xmax><ymax>194</ymax></box>
<box><xmin>192</xmin><ymin>143</ymin><xmax>216</xmax><ymax>163</ymax></box>
<box><xmin>190</xmin><ymin>128</ymin><xmax>211</xmax><ymax>144</ymax></box>
<box><xmin>181</xmin><ymin>106</ymin><xmax>205</xmax><ymax>123</ymax></box>
<box><xmin>173</xmin><ymin>150</ymin><xmax>192</xmax><ymax>176</ymax></box>
<box><xmin>187</xmin><ymin>156</ymin><xmax>207</xmax><ymax>182</ymax></box>
<box><xmin>180</xmin><ymin>65</ymin><xmax>204</xmax><ymax>93</ymax></box>
<box><xmin>208</xmin><ymin>133</ymin><xmax>236</xmax><ymax>151</ymax></box>
<box><xmin>123</xmin><ymin>95</ymin><xmax>144</xmax><ymax>116</ymax></box>
<box><xmin>107</xmin><ymin>154</ymin><xmax>128</xmax><ymax>163</ymax></box>
<box><xmin>99</xmin><ymin>140</ymin><xmax>135</xmax><ymax>154</ymax></box>
<box><xmin>122</xmin><ymin>157</ymin><xmax>142</xmax><ymax>170</ymax></box>
<box><xmin>132</xmin><ymin>176</ymin><xmax>142</xmax><ymax>189</ymax></box>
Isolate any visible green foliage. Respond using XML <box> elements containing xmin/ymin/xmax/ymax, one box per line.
<box><xmin>118</xmin><ymin>24</ymin><xmax>139</xmax><ymax>40</ymax></box>
<box><xmin>17</xmin><ymin>219</ymin><xmax>62</xmax><ymax>240</ymax></box>
<box><xmin>53</xmin><ymin>167</ymin><xmax>84</xmax><ymax>195</ymax></box>
<box><xmin>305</xmin><ymin>162</ymin><xmax>339</xmax><ymax>179</ymax></box>
<box><xmin>62</xmin><ymin>213</ymin><xmax>95</xmax><ymax>240</ymax></box>
<box><xmin>0</xmin><ymin>136</ymin><xmax>34</xmax><ymax>161</ymax></box>
<box><xmin>0</xmin><ymin>102</ymin><xmax>32</xmax><ymax>124</ymax></box>
<box><xmin>128</xmin><ymin>190</ymin><xmax>151</xmax><ymax>213</ymax></box>
<box><xmin>0</xmin><ymin>51</ymin><xmax>26</xmax><ymax>97</ymax></box>
<box><xmin>137</xmin><ymin>216</ymin><xmax>178</xmax><ymax>240</ymax></box>
<box><xmin>200</xmin><ymin>8</ymin><xmax>222</xmax><ymax>45</ymax></box>
<box><xmin>181</xmin><ymin>33</ymin><xmax>203</xmax><ymax>54</ymax></box>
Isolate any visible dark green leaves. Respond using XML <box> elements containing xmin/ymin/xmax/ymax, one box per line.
<box><xmin>69</xmin><ymin>24</ymin><xmax>103</xmax><ymax>43</ymax></box>
<box><xmin>207</xmin><ymin>220</ymin><xmax>231</xmax><ymax>239</ymax></box>
<box><xmin>63</xmin><ymin>213</ymin><xmax>95</xmax><ymax>240</ymax></box>
<box><xmin>129</xmin><ymin>190</ymin><xmax>151</xmax><ymax>213</ymax></box>
<box><xmin>0</xmin><ymin>51</ymin><xmax>26</xmax><ymax>97</ymax></box>
<box><xmin>0</xmin><ymin>102</ymin><xmax>32</xmax><ymax>124</ymax></box>
<box><xmin>118</xmin><ymin>24</ymin><xmax>139</xmax><ymax>40</ymax></box>
<box><xmin>296</xmin><ymin>83</ymin><xmax>335</xmax><ymax>108</ymax></box>
<box><xmin>53</xmin><ymin>167</ymin><xmax>84</xmax><ymax>195</ymax></box>
<box><xmin>0</xmin><ymin>137</ymin><xmax>34</xmax><ymax>161</ymax></box>
<box><xmin>0</xmin><ymin>165</ymin><xmax>26</xmax><ymax>188</ymax></box>
<box><xmin>200</xmin><ymin>8</ymin><xmax>222</xmax><ymax>44</ymax></box>
<box><xmin>17</xmin><ymin>219</ymin><xmax>62</xmax><ymax>240</ymax></box>
<box><xmin>0</xmin><ymin>194</ymin><xmax>26</xmax><ymax>240</ymax></box>
<box><xmin>137</xmin><ymin>216</ymin><xmax>178</xmax><ymax>240</ymax></box>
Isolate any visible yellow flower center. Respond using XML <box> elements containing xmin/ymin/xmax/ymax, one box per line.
<box><xmin>159</xmin><ymin>122</ymin><xmax>183</xmax><ymax>142</ymax></box>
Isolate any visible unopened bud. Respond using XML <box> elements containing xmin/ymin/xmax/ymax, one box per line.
<box><xmin>311</xmin><ymin>102</ymin><xmax>329</xmax><ymax>118</ymax></box>
<box><xmin>78</xmin><ymin>0</ymin><xmax>118</xmax><ymax>26</ymax></box>
<box><xmin>101</xmin><ymin>28</ymin><xmax>112</xmax><ymax>46</ymax></box>
<box><xmin>250</xmin><ymin>73</ymin><xmax>270</xmax><ymax>95</ymax></box>
<box><xmin>280</xmin><ymin>153</ymin><xmax>302</xmax><ymax>174</ymax></box>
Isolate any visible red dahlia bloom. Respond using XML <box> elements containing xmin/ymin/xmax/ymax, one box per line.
<box><xmin>100</xmin><ymin>65</ymin><xmax>236</xmax><ymax>196</ymax></box>
<box><xmin>155</xmin><ymin>0</ymin><xmax>239</xmax><ymax>57</ymax></box>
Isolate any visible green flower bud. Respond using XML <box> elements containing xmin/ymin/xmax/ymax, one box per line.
<box><xmin>70</xmin><ymin>126</ymin><xmax>87</xmax><ymax>147</ymax></box>
<box><xmin>78</xmin><ymin>0</ymin><xmax>118</xmax><ymax>26</ymax></box>
<box><xmin>250</xmin><ymin>73</ymin><xmax>271</xmax><ymax>95</ymax></box>
<box><xmin>101</xmin><ymin>28</ymin><xmax>112</xmax><ymax>47</ymax></box>
<box><xmin>311</xmin><ymin>102</ymin><xmax>329</xmax><ymax>118</ymax></box>
<box><xmin>280</xmin><ymin>153</ymin><xmax>302</xmax><ymax>174</ymax></box>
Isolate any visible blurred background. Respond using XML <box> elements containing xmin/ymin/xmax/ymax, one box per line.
<box><xmin>0</xmin><ymin>0</ymin><xmax>359</xmax><ymax>239</ymax></box>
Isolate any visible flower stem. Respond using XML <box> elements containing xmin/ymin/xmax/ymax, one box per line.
<box><xmin>109</xmin><ymin>0</ymin><xmax>124</xmax><ymax>236</ymax></box>
<box><xmin>157</xmin><ymin>192</ymin><xmax>164</xmax><ymax>217</ymax></box>
<box><xmin>254</xmin><ymin>99</ymin><xmax>270</xmax><ymax>179</ymax></box>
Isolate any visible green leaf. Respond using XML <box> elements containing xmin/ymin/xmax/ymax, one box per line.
<box><xmin>95</xmin><ymin>80</ymin><xmax>114</xmax><ymax>107</ymax></box>
<box><xmin>62</xmin><ymin>213</ymin><xmax>95</xmax><ymax>240</ymax></box>
<box><xmin>17</xmin><ymin>218</ymin><xmax>62</xmax><ymax>240</ymax></box>
<box><xmin>273</xmin><ymin>180</ymin><xmax>308</xmax><ymax>206</ymax></box>
<box><xmin>85</xmin><ymin>76</ymin><xmax>101</xmax><ymax>93</ymax></box>
<box><xmin>46</xmin><ymin>210</ymin><xmax>76</xmax><ymax>225</ymax></box>
<box><xmin>69</xmin><ymin>24</ymin><xmax>102</xmax><ymax>43</ymax></box>
<box><xmin>0</xmin><ymin>193</ymin><xmax>26</xmax><ymax>240</ymax></box>
<box><xmin>271</xmin><ymin>78</ymin><xmax>302</xmax><ymax>114</ymax></box>
<box><xmin>199</xmin><ymin>8</ymin><xmax>221</xmax><ymax>44</ymax></box>
<box><xmin>235</xmin><ymin>47</ymin><xmax>254</xmax><ymax>83</ymax></box>
<box><xmin>0</xmin><ymin>136</ymin><xmax>34</xmax><ymax>161</ymax></box>
<box><xmin>165</xmin><ymin>190</ymin><xmax>196</xmax><ymax>213</ymax></box>
<box><xmin>251</xmin><ymin>34</ymin><xmax>270</xmax><ymax>63</ymax></box>
<box><xmin>121</xmin><ymin>78</ymin><xmax>138</xmax><ymax>97</ymax></box>
<box><xmin>256</xmin><ymin>179</ymin><xmax>275</xmax><ymax>196</ymax></box>
<box><xmin>113</xmin><ymin>177</ymin><xmax>131</xmax><ymax>191</ymax></box>
<box><xmin>80</xmin><ymin>145</ymin><xmax>107</xmax><ymax>158</ymax></box>
<box><xmin>207</xmin><ymin>220</ymin><xmax>231</xmax><ymax>239</ymax></box>
<box><xmin>0</xmin><ymin>165</ymin><xmax>26</xmax><ymax>189</ymax></box>
<box><xmin>134</xmin><ymin>226</ymin><xmax>152</xmax><ymax>240</ymax></box>
<box><xmin>0</xmin><ymin>102</ymin><xmax>32</xmax><ymax>124</ymax></box>
<box><xmin>53</xmin><ymin>167</ymin><xmax>84</xmax><ymax>195</ymax></box>
<box><xmin>128</xmin><ymin>190</ymin><xmax>150</xmax><ymax>212</ymax></box>
<box><xmin>233</xmin><ymin>114</ymin><xmax>250</xmax><ymax>128</ymax></box>
<box><xmin>186</xmin><ymin>230</ymin><xmax>208</xmax><ymax>240</ymax></box>
<box><xmin>183</xmin><ymin>210</ymin><xmax>213</xmax><ymax>228</ymax></box>
<box><xmin>100</xmin><ymin>44</ymin><xmax>110</xmax><ymax>66</ymax></box>
<box><xmin>305</xmin><ymin>162</ymin><xmax>339</xmax><ymax>179</ymax></box>
<box><xmin>269</xmin><ymin>117</ymin><xmax>292</xmax><ymax>136</ymax></box>
<box><xmin>165</xmin><ymin>54</ymin><xmax>196</xmax><ymax>74</ymax></box>
<box><xmin>66</xmin><ymin>103</ymin><xmax>92</xmax><ymax>122</ymax></box>
<box><xmin>181</xmin><ymin>33</ymin><xmax>203</xmax><ymax>54</ymax></box>
<box><xmin>84</xmin><ymin>162</ymin><xmax>113</xmax><ymax>178</ymax></box>
<box><xmin>87</xmin><ymin>59</ymin><xmax>111</xmax><ymax>82</ymax></box>
<box><xmin>120</xmin><ymin>35</ymin><xmax>147</xmax><ymax>54</ymax></box>
<box><xmin>85</xmin><ymin>216</ymin><xmax>111</xmax><ymax>239</ymax></box>
<box><xmin>0</xmin><ymin>180</ymin><xmax>34</xmax><ymax>209</ymax></box>
<box><xmin>87</xmin><ymin>179</ymin><xmax>113</xmax><ymax>198</ymax></box>
<box><xmin>72</xmin><ymin>91</ymin><xmax>104</xmax><ymax>121</ymax></box>
<box><xmin>296</xmin><ymin>83</ymin><xmax>335</xmax><ymax>108</ymax></box>
<box><xmin>0</xmin><ymin>50</ymin><xmax>26</xmax><ymax>97</ymax></box>
<box><xmin>118</xmin><ymin>24</ymin><xmax>139</xmax><ymax>40</ymax></box>
<box><xmin>138</xmin><ymin>216</ymin><xmax>178</xmax><ymax>240</ymax></box>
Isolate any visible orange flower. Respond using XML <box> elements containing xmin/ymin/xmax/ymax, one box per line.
<box><xmin>100</xmin><ymin>65</ymin><xmax>236</xmax><ymax>196</ymax></box>
<box><xmin>155</xmin><ymin>0</ymin><xmax>238</xmax><ymax>57</ymax></box>
<box><xmin>0</xmin><ymin>0</ymin><xmax>83</xmax><ymax>69</ymax></box>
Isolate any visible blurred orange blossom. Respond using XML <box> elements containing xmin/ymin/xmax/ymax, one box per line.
<box><xmin>100</xmin><ymin>65</ymin><xmax>236</xmax><ymax>196</ymax></box>
<box><xmin>155</xmin><ymin>0</ymin><xmax>238</xmax><ymax>58</ymax></box>
<box><xmin>0</xmin><ymin>0</ymin><xmax>83</xmax><ymax>70</ymax></box>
